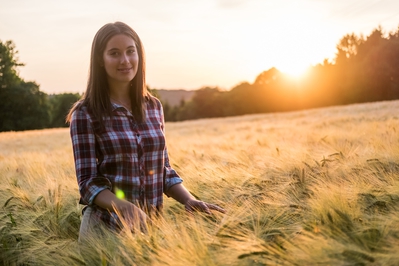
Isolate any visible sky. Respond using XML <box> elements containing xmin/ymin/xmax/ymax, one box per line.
<box><xmin>1</xmin><ymin>0</ymin><xmax>399</xmax><ymax>94</ymax></box>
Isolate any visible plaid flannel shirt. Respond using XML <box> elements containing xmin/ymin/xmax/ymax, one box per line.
<box><xmin>70</xmin><ymin>97</ymin><xmax>182</xmax><ymax>230</ymax></box>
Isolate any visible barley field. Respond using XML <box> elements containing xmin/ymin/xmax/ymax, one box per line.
<box><xmin>1</xmin><ymin>100</ymin><xmax>398</xmax><ymax>265</ymax></box>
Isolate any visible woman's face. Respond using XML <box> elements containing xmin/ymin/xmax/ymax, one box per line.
<box><xmin>102</xmin><ymin>34</ymin><xmax>139</xmax><ymax>89</ymax></box>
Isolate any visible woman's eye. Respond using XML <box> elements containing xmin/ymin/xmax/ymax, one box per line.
<box><xmin>128</xmin><ymin>49</ymin><xmax>136</xmax><ymax>54</ymax></box>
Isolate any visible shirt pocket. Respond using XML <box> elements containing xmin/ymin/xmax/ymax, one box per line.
<box><xmin>100</xmin><ymin>153</ymin><xmax>139</xmax><ymax>180</ymax></box>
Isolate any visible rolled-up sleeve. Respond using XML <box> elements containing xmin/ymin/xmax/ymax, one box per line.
<box><xmin>70</xmin><ymin>109</ymin><xmax>112</xmax><ymax>205</ymax></box>
<box><xmin>158</xmin><ymin>102</ymin><xmax>183</xmax><ymax>194</ymax></box>
<box><xmin>163</xmin><ymin>147</ymin><xmax>183</xmax><ymax>192</ymax></box>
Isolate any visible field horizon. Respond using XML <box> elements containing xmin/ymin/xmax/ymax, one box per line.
<box><xmin>1</xmin><ymin>100</ymin><xmax>398</xmax><ymax>265</ymax></box>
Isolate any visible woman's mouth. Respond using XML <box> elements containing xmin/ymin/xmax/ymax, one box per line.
<box><xmin>118</xmin><ymin>67</ymin><xmax>132</xmax><ymax>73</ymax></box>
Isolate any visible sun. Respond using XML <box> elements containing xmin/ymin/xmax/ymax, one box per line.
<box><xmin>278</xmin><ymin>63</ymin><xmax>310</xmax><ymax>80</ymax></box>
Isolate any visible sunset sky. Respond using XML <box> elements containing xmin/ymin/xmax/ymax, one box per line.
<box><xmin>1</xmin><ymin>0</ymin><xmax>399</xmax><ymax>94</ymax></box>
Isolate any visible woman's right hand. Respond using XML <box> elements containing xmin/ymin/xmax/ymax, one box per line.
<box><xmin>113</xmin><ymin>199</ymin><xmax>148</xmax><ymax>232</ymax></box>
<box><xmin>94</xmin><ymin>189</ymin><xmax>148</xmax><ymax>232</ymax></box>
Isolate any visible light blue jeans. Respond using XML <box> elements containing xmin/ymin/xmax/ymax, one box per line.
<box><xmin>78</xmin><ymin>206</ymin><xmax>104</xmax><ymax>244</ymax></box>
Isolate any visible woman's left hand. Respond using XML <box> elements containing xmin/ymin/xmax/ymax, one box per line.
<box><xmin>184</xmin><ymin>199</ymin><xmax>225</xmax><ymax>215</ymax></box>
<box><xmin>166</xmin><ymin>183</ymin><xmax>226</xmax><ymax>215</ymax></box>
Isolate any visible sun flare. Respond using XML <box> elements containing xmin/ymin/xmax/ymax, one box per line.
<box><xmin>278</xmin><ymin>63</ymin><xmax>310</xmax><ymax>79</ymax></box>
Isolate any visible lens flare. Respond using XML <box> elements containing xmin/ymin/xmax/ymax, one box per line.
<box><xmin>116</xmin><ymin>188</ymin><xmax>125</xmax><ymax>199</ymax></box>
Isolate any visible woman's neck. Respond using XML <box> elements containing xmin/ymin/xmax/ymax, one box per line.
<box><xmin>108</xmin><ymin>78</ymin><xmax>130</xmax><ymax>95</ymax></box>
<box><xmin>109</xmin><ymin>85</ymin><xmax>132</xmax><ymax>111</ymax></box>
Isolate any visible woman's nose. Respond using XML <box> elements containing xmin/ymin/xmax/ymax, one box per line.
<box><xmin>121</xmin><ymin>54</ymin><xmax>129</xmax><ymax>64</ymax></box>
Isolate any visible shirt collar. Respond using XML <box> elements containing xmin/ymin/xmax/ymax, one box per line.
<box><xmin>110</xmin><ymin>96</ymin><xmax>150</xmax><ymax>112</ymax></box>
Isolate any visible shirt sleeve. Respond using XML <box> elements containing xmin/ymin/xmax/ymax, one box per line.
<box><xmin>70</xmin><ymin>108</ymin><xmax>112</xmax><ymax>205</ymax></box>
<box><xmin>157</xmin><ymin>99</ymin><xmax>183</xmax><ymax>194</ymax></box>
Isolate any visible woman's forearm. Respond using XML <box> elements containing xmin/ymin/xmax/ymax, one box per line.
<box><xmin>166</xmin><ymin>183</ymin><xmax>196</xmax><ymax>205</ymax></box>
<box><xmin>93</xmin><ymin>189</ymin><xmax>148</xmax><ymax>227</ymax></box>
<box><xmin>167</xmin><ymin>183</ymin><xmax>226</xmax><ymax>214</ymax></box>
<box><xmin>93</xmin><ymin>189</ymin><xmax>124</xmax><ymax>211</ymax></box>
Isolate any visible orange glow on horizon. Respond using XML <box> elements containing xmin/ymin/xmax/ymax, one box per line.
<box><xmin>279</xmin><ymin>64</ymin><xmax>311</xmax><ymax>80</ymax></box>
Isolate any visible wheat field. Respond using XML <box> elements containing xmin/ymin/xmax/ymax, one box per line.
<box><xmin>1</xmin><ymin>100</ymin><xmax>398</xmax><ymax>265</ymax></box>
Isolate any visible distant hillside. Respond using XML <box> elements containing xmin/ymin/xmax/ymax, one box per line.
<box><xmin>154</xmin><ymin>89</ymin><xmax>195</xmax><ymax>107</ymax></box>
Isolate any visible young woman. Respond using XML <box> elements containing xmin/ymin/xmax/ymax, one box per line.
<box><xmin>67</xmin><ymin>21</ymin><xmax>224</xmax><ymax>242</ymax></box>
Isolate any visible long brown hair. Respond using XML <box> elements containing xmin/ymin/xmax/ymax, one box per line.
<box><xmin>66</xmin><ymin>21</ymin><xmax>150</xmax><ymax>127</ymax></box>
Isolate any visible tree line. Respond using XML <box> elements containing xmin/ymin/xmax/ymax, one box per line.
<box><xmin>0</xmin><ymin>40</ymin><xmax>81</xmax><ymax>131</ymax></box>
<box><xmin>160</xmin><ymin>26</ymin><xmax>399</xmax><ymax>121</ymax></box>
<box><xmin>1</xmin><ymin>25</ymin><xmax>398</xmax><ymax>131</ymax></box>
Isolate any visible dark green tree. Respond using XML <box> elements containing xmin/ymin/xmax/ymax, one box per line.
<box><xmin>179</xmin><ymin>87</ymin><xmax>224</xmax><ymax>120</ymax></box>
<box><xmin>0</xmin><ymin>40</ymin><xmax>24</xmax><ymax>88</ymax></box>
<box><xmin>49</xmin><ymin>93</ymin><xmax>81</xmax><ymax>128</ymax></box>
<box><xmin>0</xmin><ymin>40</ymin><xmax>50</xmax><ymax>131</ymax></box>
